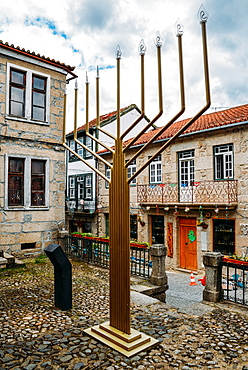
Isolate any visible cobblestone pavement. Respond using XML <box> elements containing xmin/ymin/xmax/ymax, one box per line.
<box><xmin>0</xmin><ymin>258</ymin><xmax>248</xmax><ymax>370</ymax></box>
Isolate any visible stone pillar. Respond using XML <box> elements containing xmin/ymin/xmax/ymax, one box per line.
<box><xmin>150</xmin><ymin>244</ymin><xmax>168</xmax><ymax>287</ymax></box>
<box><xmin>58</xmin><ymin>229</ymin><xmax>69</xmax><ymax>250</ymax></box>
<box><xmin>203</xmin><ymin>252</ymin><xmax>223</xmax><ymax>302</ymax></box>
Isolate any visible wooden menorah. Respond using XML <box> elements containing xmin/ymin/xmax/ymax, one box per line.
<box><xmin>62</xmin><ymin>5</ymin><xmax>210</xmax><ymax>356</ymax></box>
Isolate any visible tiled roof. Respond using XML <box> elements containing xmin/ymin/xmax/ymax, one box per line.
<box><xmin>0</xmin><ymin>40</ymin><xmax>77</xmax><ymax>78</ymax></box>
<box><xmin>67</xmin><ymin>104</ymin><xmax>145</xmax><ymax>136</ymax></box>
<box><xmin>121</xmin><ymin>103</ymin><xmax>248</xmax><ymax>149</ymax></box>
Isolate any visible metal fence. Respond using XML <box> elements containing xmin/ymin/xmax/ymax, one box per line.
<box><xmin>63</xmin><ymin>236</ymin><xmax>151</xmax><ymax>278</ymax></box>
<box><xmin>222</xmin><ymin>260</ymin><xmax>248</xmax><ymax>306</ymax></box>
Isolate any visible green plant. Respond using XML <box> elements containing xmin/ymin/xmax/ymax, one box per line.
<box><xmin>231</xmin><ymin>254</ymin><xmax>248</xmax><ymax>262</ymax></box>
<box><xmin>35</xmin><ymin>254</ymin><xmax>47</xmax><ymax>264</ymax></box>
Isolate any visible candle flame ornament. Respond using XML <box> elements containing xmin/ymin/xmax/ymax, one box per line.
<box><xmin>198</xmin><ymin>4</ymin><xmax>209</xmax><ymax>23</ymax></box>
<box><xmin>139</xmin><ymin>39</ymin><xmax>147</xmax><ymax>55</ymax></box>
<box><xmin>175</xmin><ymin>19</ymin><xmax>184</xmax><ymax>36</ymax></box>
<box><xmin>155</xmin><ymin>31</ymin><xmax>163</xmax><ymax>47</ymax></box>
<box><xmin>116</xmin><ymin>45</ymin><xmax>122</xmax><ymax>59</ymax></box>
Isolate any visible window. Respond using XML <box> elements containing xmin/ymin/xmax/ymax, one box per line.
<box><xmin>68</xmin><ymin>174</ymin><xmax>93</xmax><ymax>201</ymax></box>
<box><xmin>77</xmin><ymin>176</ymin><xmax>84</xmax><ymax>199</ymax></box>
<box><xmin>7</xmin><ymin>63</ymin><xmax>50</xmax><ymax>123</ymax></box>
<box><xmin>8</xmin><ymin>157</ymin><xmax>24</xmax><ymax>206</ymax></box>
<box><xmin>9</xmin><ymin>69</ymin><xmax>26</xmax><ymax>117</ymax></box>
<box><xmin>77</xmin><ymin>137</ymin><xmax>84</xmax><ymax>156</ymax></box>
<box><xmin>31</xmin><ymin>160</ymin><xmax>45</xmax><ymax>206</ymax></box>
<box><xmin>149</xmin><ymin>155</ymin><xmax>162</xmax><ymax>183</ymax></box>
<box><xmin>85</xmin><ymin>174</ymin><xmax>92</xmax><ymax>199</ymax></box>
<box><xmin>214</xmin><ymin>144</ymin><xmax>233</xmax><ymax>180</ymax></box>
<box><xmin>68</xmin><ymin>140</ymin><xmax>76</xmax><ymax>160</ymax></box>
<box><xmin>127</xmin><ymin>159</ymin><xmax>136</xmax><ymax>185</ymax></box>
<box><xmin>85</xmin><ymin>136</ymin><xmax>92</xmax><ymax>158</ymax></box>
<box><xmin>105</xmin><ymin>164</ymin><xmax>111</xmax><ymax>188</ymax></box>
<box><xmin>179</xmin><ymin>150</ymin><xmax>194</xmax><ymax>186</ymax></box>
<box><xmin>76</xmin><ymin>135</ymin><xmax>93</xmax><ymax>158</ymax></box>
<box><xmin>32</xmin><ymin>75</ymin><xmax>46</xmax><ymax>121</ymax></box>
<box><xmin>6</xmin><ymin>155</ymin><xmax>48</xmax><ymax>209</ymax></box>
<box><xmin>130</xmin><ymin>214</ymin><xmax>137</xmax><ymax>240</ymax></box>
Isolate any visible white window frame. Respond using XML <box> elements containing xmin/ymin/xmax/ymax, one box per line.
<box><xmin>5</xmin><ymin>154</ymin><xmax>49</xmax><ymax>210</ymax></box>
<box><xmin>6</xmin><ymin>62</ymin><xmax>50</xmax><ymax>124</ymax></box>
<box><xmin>127</xmin><ymin>159</ymin><xmax>136</xmax><ymax>185</ymax></box>
<box><xmin>69</xmin><ymin>177</ymin><xmax>75</xmax><ymax>198</ymax></box>
<box><xmin>179</xmin><ymin>150</ymin><xmax>195</xmax><ymax>185</ymax></box>
<box><xmin>105</xmin><ymin>164</ymin><xmax>111</xmax><ymax>188</ymax></box>
<box><xmin>85</xmin><ymin>174</ymin><xmax>92</xmax><ymax>199</ymax></box>
<box><xmin>214</xmin><ymin>144</ymin><xmax>234</xmax><ymax>180</ymax></box>
<box><xmin>149</xmin><ymin>155</ymin><xmax>162</xmax><ymax>184</ymax></box>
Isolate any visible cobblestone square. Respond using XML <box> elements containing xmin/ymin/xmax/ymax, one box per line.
<box><xmin>0</xmin><ymin>258</ymin><xmax>248</xmax><ymax>369</ymax></box>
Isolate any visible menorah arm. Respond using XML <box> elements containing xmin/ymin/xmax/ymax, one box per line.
<box><xmin>123</xmin><ymin>46</ymin><xmax>163</xmax><ymax>153</ymax></box>
<box><xmin>85</xmin><ymin>132</ymin><xmax>114</xmax><ymax>155</ymax></box>
<box><xmin>123</xmin><ymin>110</ymin><xmax>163</xmax><ymax>153</ymax></box>
<box><xmin>63</xmin><ymin>143</ymin><xmax>110</xmax><ymax>183</ymax></box>
<box><xmin>121</xmin><ymin>52</ymin><xmax>146</xmax><ymax>141</ymax></box>
<box><xmin>126</xmin><ymin>105</ymin><xmax>185</xmax><ymax>168</ymax></box>
<box><xmin>97</xmin><ymin>126</ymin><xmax>116</xmax><ymax>141</ymax></box>
<box><xmin>126</xmin><ymin>34</ymin><xmax>185</xmax><ymax>167</ymax></box>
<box><xmin>75</xmin><ymin>137</ymin><xmax>113</xmax><ymax>169</ymax></box>
<box><xmin>128</xmin><ymin>22</ymin><xmax>210</xmax><ymax>183</ymax></box>
<box><xmin>128</xmin><ymin>99</ymin><xmax>210</xmax><ymax>183</ymax></box>
<box><xmin>120</xmin><ymin>112</ymin><xmax>145</xmax><ymax>141</ymax></box>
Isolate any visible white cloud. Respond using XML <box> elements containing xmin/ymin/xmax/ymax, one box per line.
<box><xmin>0</xmin><ymin>0</ymin><xmax>248</xmax><ymax>132</ymax></box>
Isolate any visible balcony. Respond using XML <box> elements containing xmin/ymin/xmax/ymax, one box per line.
<box><xmin>137</xmin><ymin>180</ymin><xmax>238</xmax><ymax>206</ymax></box>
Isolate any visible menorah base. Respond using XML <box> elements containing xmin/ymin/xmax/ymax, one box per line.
<box><xmin>84</xmin><ymin>321</ymin><xmax>159</xmax><ymax>357</ymax></box>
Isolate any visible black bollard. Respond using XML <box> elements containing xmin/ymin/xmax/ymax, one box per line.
<box><xmin>44</xmin><ymin>243</ymin><xmax>72</xmax><ymax>311</ymax></box>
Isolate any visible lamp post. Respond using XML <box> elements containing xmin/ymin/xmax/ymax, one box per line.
<box><xmin>62</xmin><ymin>5</ymin><xmax>211</xmax><ymax>356</ymax></box>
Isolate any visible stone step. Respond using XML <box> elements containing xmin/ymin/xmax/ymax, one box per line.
<box><xmin>0</xmin><ymin>257</ymin><xmax>7</xmax><ymax>268</ymax></box>
<box><xmin>3</xmin><ymin>253</ymin><xmax>15</xmax><ymax>268</ymax></box>
<box><xmin>14</xmin><ymin>258</ymin><xmax>26</xmax><ymax>268</ymax></box>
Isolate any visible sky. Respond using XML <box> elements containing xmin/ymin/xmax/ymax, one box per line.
<box><xmin>1</xmin><ymin>0</ymin><xmax>248</xmax><ymax>133</ymax></box>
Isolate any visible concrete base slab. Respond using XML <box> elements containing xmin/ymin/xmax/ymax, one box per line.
<box><xmin>84</xmin><ymin>321</ymin><xmax>159</xmax><ymax>357</ymax></box>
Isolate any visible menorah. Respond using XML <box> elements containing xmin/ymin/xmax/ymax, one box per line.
<box><xmin>62</xmin><ymin>5</ymin><xmax>210</xmax><ymax>356</ymax></box>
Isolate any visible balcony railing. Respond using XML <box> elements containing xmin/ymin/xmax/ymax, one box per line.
<box><xmin>137</xmin><ymin>180</ymin><xmax>238</xmax><ymax>205</ymax></box>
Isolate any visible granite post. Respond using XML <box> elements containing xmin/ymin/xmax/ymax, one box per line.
<box><xmin>203</xmin><ymin>252</ymin><xmax>223</xmax><ymax>302</ymax></box>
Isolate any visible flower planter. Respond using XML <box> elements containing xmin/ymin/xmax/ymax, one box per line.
<box><xmin>222</xmin><ymin>257</ymin><xmax>248</xmax><ymax>266</ymax></box>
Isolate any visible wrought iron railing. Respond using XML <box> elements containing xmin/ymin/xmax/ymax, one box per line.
<box><xmin>63</xmin><ymin>236</ymin><xmax>151</xmax><ymax>278</ymax></box>
<box><xmin>137</xmin><ymin>180</ymin><xmax>238</xmax><ymax>204</ymax></box>
<box><xmin>221</xmin><ymin>258</ymin><xmax>248</xmax><ymax>306</ymax></box>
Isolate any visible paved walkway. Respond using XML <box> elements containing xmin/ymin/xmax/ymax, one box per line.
<box><xmin>0</xmin><ymin>259</ymin><xmax>248</xmax><ymax>370</ymax></box>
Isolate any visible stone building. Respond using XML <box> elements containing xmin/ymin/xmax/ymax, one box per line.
<box><xmin>98</xmin><ymin>104</ymin><xmax>248</xmax><ymax>272</ymax></box>
<box><xmin>0</xmin><ymin>40</ymin><xmax>76</xmax><ymax>254</ymax></box>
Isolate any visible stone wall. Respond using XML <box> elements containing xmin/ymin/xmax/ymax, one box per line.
<box><xmin>0</xmin><ymin>53</ymin><xmax>67</xmax><ymax>253</ymax></box>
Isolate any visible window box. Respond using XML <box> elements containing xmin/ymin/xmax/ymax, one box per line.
<box><xmin>222</xmin><ymin>256</ymin><xmax>248</xmax><ymax>266</ymax></box>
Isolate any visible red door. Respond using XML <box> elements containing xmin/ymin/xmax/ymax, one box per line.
<box><xmin>179</xmin><ymin>218</ymin><xmax>197</xmax><ymax>271</ymax></box>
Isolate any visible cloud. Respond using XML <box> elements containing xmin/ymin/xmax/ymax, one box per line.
<box><xmin>68</xmin><ymin>0</ymin><xmax>117</xmax><ymax>30</ymax></box>
<box><xmin>0</xmin><ymin>0</ymin><xmax>247</xmax><ymax>132</ymax></box>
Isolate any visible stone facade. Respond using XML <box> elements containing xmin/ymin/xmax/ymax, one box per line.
<box><xmin>0</xmin><ymin>43</ymin><xmax>76</xmax><ymax>253</ymax></box>
<box><xmin>97</xmin><ymin>108</ymin><xmax>248</xmax><ymax>272</ymax></box>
